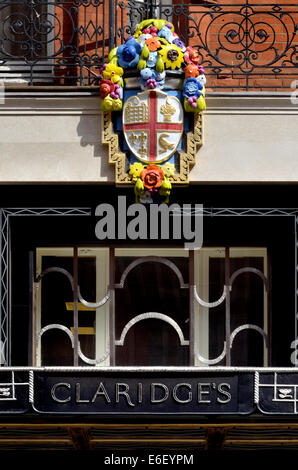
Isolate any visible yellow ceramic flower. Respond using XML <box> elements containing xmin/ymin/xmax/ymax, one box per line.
<box><xmin>101</xmin><ymin>96</ymin><xmax>122</xmax><ymax>112</ymax></box>
<box><xmin>158</xmin><ymin>44</ymin><xmax>184</xmax><ymax>70</ymax></box>
<box><xmin>103</xmin><ymin>63</ymin><xmax>124</xmax><ymax>84</ymax></box>
<box><xmin>129</xmin><ymin>162</ymin><xmax>144</xmax><ymax>180</ymax></box>
<box><xmin>159</xmin><ymin>178</ymin><xmax>172</xmax><ymax>203</ymax></box>
<box><xmin>163</xmin><ymin>162</ymin><xmax>175</xmax><ymax>177</ymax></box>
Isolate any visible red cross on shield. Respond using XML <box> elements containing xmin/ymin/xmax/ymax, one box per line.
<box><xmin>123</xmin><ymin>90</ymin><xmax>183</xmax><ymax>163</ymax></box>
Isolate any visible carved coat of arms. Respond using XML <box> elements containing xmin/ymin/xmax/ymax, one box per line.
<box><xmin>123</xmin><ymin>90</ymin><xmax>183</xmax><ymax>164</ymax></box>
<box><xmin>100</xmin><ymin>19</ymin><xmax>206</xmax><ymax>203</ymax></box>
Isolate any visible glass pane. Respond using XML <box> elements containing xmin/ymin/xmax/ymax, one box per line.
<box><xmin>115</xmin><ymin>256</ymin><xmax>189</xmax><ymax>366</ymax></box>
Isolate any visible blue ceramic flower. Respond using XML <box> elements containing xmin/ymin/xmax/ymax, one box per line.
<box><xmin>158</xmin><ymin>25</ymin><xmax>173</xmax><ymax>42</ymax></box>
<box><xmin>117</xmin><ymin>38</ymin><xmax>142</xmax><ymax>68</ymax></box>
<box><xmin>182</xmin><ymin>77</ymin><xmax>203</xmax><ymax>98</ymax></box>
<box><xmin>140</xmin><ymin>68</ymin><xmax>165</xmax><ymax>89</ymax></box>
<box><xmin>140</xmin><ymin>67</ymin><xmax>157</xmax><ymax>86</ymax></box>
<box><xmin>172</xmin><ymin>37</ymin><xmax>185</xmax><ymax>51</ymax></box>
<box><xmin>147</xmin><ymin>51</ymin><xmax>158</xmax><ymax>68</ymax></box>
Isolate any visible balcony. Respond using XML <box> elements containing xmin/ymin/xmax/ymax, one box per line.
<box><xmin>0</xmin><ymin>0</ymin><xmax>297</xmax><ymax>90</ymax></box>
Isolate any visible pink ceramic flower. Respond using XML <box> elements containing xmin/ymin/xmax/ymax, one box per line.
<box><xmin>146</xmin><ymin>78</ymin><xmax>157</xmax><ymax>89</ymax></box>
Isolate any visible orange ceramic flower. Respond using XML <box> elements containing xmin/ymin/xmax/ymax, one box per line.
<box><xmin>145</xmin><ymin>37</ymin><xmax>162</xmax><ymax>51</ymax></box>
<box><xmin>140</xmin><ymin>165</ymin><xmax>164</xmax><ymax>189</ymax></box>
<box><xmin>184</xmin><ymin>64</ymin><xmax>200</xmax><ymax>78</ymax></box>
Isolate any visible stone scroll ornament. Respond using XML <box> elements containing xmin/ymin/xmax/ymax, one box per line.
<box><xmin>100</xmin><ymin>19</ymin><xmax>206</xmax><ymax>203</ymax></box>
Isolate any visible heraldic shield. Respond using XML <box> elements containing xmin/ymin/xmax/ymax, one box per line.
<box><xmin>123</xmin><ymin>90</ymin><xmax>183</xmax><ymax>164</ymax></box>
<box><xmin>100</xmin><ymin>18</ymin><xmax>206</xmax><ymax>203</ymax></box>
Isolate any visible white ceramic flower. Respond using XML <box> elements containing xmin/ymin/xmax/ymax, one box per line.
<box><xmin>138</xmin><ymin>34</ymin><xmax>152</xmax><ymax>47</ymax></box>
<box><xmin>197</xmin><ymin>74</ymin><xmax>207</xmax><ymax>86</ymax></box>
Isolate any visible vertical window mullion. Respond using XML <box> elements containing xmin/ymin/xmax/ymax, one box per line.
<box><xmin>109</xmin><ymin>247</ymin><xmax>116</xmax><ymax>366</ymax></box>
<box><xmin>73</xmin><ymin>246</ymin><xmax>79</xmax><ymax>366</ymax></box>
<box><xmin>189</xmin><ymin>249</ymin><xmax>195</xmax><ymax>366</ymax></box>
<box><xmin>225</xmin><ymin>247</ymin><xmax>231</xmax><ymax>367</ymax></box>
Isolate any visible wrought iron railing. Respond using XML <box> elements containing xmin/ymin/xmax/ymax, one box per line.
<box><xmin>0</xmin><ymin>1</ymin><xmax>297</xmax><ymax>89</ymax></box>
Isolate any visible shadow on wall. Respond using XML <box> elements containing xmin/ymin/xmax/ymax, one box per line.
<box><xmin>76</xmin><ymin>114</ymin><xmax>115</xmax><ymax>180</ymax></box>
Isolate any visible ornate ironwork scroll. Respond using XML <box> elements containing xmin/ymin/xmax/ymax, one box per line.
<box><xmin>157</xmin><ymin>1</ymin><xmax>298</xmax><ymax>90</ymax></box>
<box><xmin>0</xmin><ymin>1</ymin><xmax>297</xmax><ymax>88</ymax></box>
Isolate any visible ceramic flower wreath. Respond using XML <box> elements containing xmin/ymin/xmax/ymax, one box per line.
<box><xmin>99</xmin><ymin>19</ymin><xmax>207</xmax><ymax>203</ymax></box>
<box><xmin>99</xmin><ymin>19</ymin><xmax>206</xmax><ymax>113</ymax></box>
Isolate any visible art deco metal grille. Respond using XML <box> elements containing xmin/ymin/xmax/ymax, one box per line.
<box><xmin>7</xmin><ymin>207</ymin><xmax>296</xmax><ymax>369</ymax></box>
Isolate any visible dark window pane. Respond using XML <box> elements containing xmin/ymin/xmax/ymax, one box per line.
<box><xmin>40</xmin><ymin>256</ymin><xmax>96</xmax><ymax>366</ymax></box>
<box><xmin>209</xmin><ymin>256</ymin><xmax>265</xmax><ymax>366</ymax></box>
<box><xmin>115</xmin><ymin>256</ymin><xmax>189</xmax><ymax>366</ymax></box>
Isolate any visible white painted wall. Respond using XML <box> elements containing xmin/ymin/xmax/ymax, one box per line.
<box><xmin>0</xmin><ymin>91</ymin><xmax>297</xmax><ymax>183</ymax></box>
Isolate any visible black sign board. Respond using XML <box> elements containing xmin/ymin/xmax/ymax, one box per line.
<box><xmin>4</xmin><ymin>368</ymin><xmax>298</xmax><ymax>416</ymax></box>
<box><xmin>257</xmin><ymin>372</ymin><xmax>298</xmax><ymax>414</ymax></box>
<box><xmin>33</xmin><ymin>370</ymin><xmax>255</xmax><ymax>415</ymax></box>
<box><xmin>0</xmin><ymin>370</ymin><xmax>30</xmax><ymax>414</ymax></box>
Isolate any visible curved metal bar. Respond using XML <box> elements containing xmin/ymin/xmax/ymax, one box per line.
<box><xmin>78</xmin><ymin>343</ymin><xmax>110</xmax><ymax>365</ymax></box>
<box><xmin>194</xmin><ymin>285</ymin><xmax>227</xmax><ymax>308</ymax></box>
<box><xmin>114</xmin><ymin>257</ymin><xmax>188</xmax><ymax>289</ymax></box>
<box><xmin>230</xmin><ymin>324</ymin><xmax>268</xmax><ymax>348</ymax></box>
<box><xmin>35</xmin><ymin>267</ymin><xmax>74</xmax><ymax>289</ymax></box>
<box><xmin>195</xmin><ymin>324</ymin><xmax>267</xmax><ymax>364</ymax></box>
<box><xmin>115</xmin><ymin>312</ymin><xmax>189</xmax><ymax>346</ymax></box>
<box><xmin>78</xmin><ymin>288</ymin><xmax>110</xmax><ymax>309</ymax></box>
<box><xmin>229</xmin><ymin>267</ymin><xmax>268</xmax><ymax>291</ymax></box>
<box><xmin>36</xmin><ymin>267</ymin><xmax>110</xmax><ymax>309</ymax></box>
<box><xmin>38</xmin><ymin>324</ymin><xmax>74</xmax><ymax>348</ymax></box>
<box><xmin>196</xmin><ymin>343</ymin><xmax>227</xmax><ymax>365</ymax></box>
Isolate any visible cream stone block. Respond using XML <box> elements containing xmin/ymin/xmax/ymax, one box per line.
<box><xmin>190</xmin><ymin>112</ymin><xmax>298</xmax><ymax>182</ymax></box>
<box><xmin>0</xmin><ymin>96</ymin><xmax>114</xmax><ymax>182</ymax></box>
<box><xmin>0</xmin><ymin>92</ymin><xmax>297</xmax><ymax>183</ymax></box>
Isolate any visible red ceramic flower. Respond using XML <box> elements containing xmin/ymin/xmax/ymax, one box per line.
<box><xmin>100</xmin><ymin>79</ymin><xmax>115</xmax><ymax>99</ymax></box>
<box><xmin>184</xmin><ymin>46</ymin><xmax>200</xmax><ymax>66</ymax></box>
<box><xmin>184</xmin><ymin>64</ymin><xmax>200</xmax><ymax>78</ymax></box>
<box><xmin>140</xmin><ymin>165</ymin><xmax>164</xmax><ymax>189</ymax></box>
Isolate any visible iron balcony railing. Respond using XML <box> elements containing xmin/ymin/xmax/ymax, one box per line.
<box><xmin>0</xmin><ymin>0</ymin><xmax>298</xmax><ymax>90</ymax></box>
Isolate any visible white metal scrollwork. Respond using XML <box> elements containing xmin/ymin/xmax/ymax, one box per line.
<box><xmin>115</xmin><ymin>312</ymin><xmax>189</xmax><ymax>346</ymax></box>
<box><xmin>194</xmin><ymin>285</ymin><xmax>227</xmax><ymax>308</ymax></box>
<box><xmin>78</xmin><ymin>288</ymin><xmax>110</xmax><ymax>309</ymax></box>
<box><xmin>35</xmin><ymin>267</ymin><xmax>111</xmax><ymax>365</ymax></box>
<box><xmin>196</xmin><ymin>324</ymin><xmax>268</xmax><ymax>365</ymax></box>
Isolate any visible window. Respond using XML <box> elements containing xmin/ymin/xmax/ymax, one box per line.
<box><xmin>34</xmin><ymin>247</ymin><xmax>109</xmax><ymax>367</ymax></box>
<box><xmin>33</xmin><ymin>245</ymin><xmax>269</xmax><ymax>368</ymax></box>
<box><xmin>195</xmin><ymin>247</ymin><xmax>268</xmax><ymax>367</ymax></box>
<box><xmin>5</xmin><ymin>194</ymin><xmax>295</xmax><ymax>369</ymax></box>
